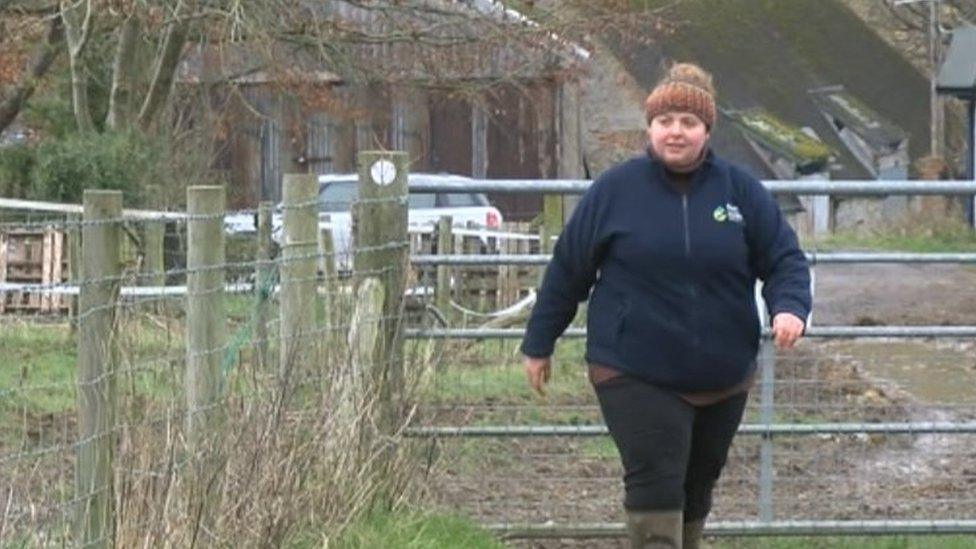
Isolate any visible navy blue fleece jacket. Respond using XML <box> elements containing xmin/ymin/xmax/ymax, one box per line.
<box><xmin>521</xmin><ymin>152</ymin><xmax>812</xmax><ymax>392</ymax></box>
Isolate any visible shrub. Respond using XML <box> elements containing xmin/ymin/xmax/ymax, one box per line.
<box><xmin>28</xmin><ymin>131</ymin><xmax>162</xmax><ymax>205</ymax></box>
<box><xmin>0</xmin><ymin>144</ymin><xmax>35</xmax><ymax>198</ymax></box>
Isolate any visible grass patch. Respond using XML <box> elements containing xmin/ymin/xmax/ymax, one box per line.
<box><xmin>0</xmin><ymin>319</ymin><xmax>186</xmax><ymax>446</ymax></box>
<box><xmin>580</xmin><ymin>437</ymin><xmax>619</xmax><ymax>460</ymax></box>
<box><xmin>804</xmin><ymin>228</ymin><xmax>976</xmax><ymax>253</ymax></box>
<box><xmin>425</xmin><ymin>339</ymin><xmax>591</xmax><ymax>404</ymax></box>
<box><xmin>420</xmin><ymin>311</ymin><xmax>592</xmax><ymax>404</ymax></box>
<box><xmin>469</xmin><ymin>405</ymin><xmax>599</xmax><ymax>426</ymax></box>
<box><xmin>226</xmin><ymin>294</ymin><xmax>260</xmax><ymax>322</ymax></box>
<box><xmin>0</xmin><ymin>323</ymin><xmax>77</xmax><ymax>416</ymax></box>
<box><xmin>426</xmin><ymin>358</ymin><xmax>590</xmax><ymax>404</ymax></box>
<box><xmin>314</xmin><ymin>509</ymin><xmax>504</xmax><ymax>549</ymax></box>
<box><xmin>439</xmin><ymin>438</ymin><xmax>519</xmax><ymax>474</ymax></box>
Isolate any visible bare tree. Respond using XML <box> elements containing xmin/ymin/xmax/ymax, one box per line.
<box><xmin>0</xmin><ymin>0</ymin><xmax>670</xmax><ymax>193</ymax></box>
<box><xmin>60</xmin><ymin>0</ymin><xmax>95</xmax><ymax>132</ymax></box>
<box><xmin>104</xmin><ymin>10</ymin><xmax>138</xmax><ymax>130</ymax></box>
<box><xmin>136</xmin><ymin>0</ymin><xmax>193</xmax><ymax>130</ymax></box>
<box><xmin>878</xmin><ymin>0</ymin><xmax>976</xmax><ymax>157</ymax></box>
<box><xmin>0</xmin><ymin>19</ymin><xmax>63</xmax><ymax>132</ymax></box>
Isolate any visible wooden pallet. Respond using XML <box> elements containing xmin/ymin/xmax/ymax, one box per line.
<box><xmin>0</xmin><ymin>228</ymin><xmax>69</xmax><ymax>314</ymax></box>
<box><xmin>406</xmin><ymin>221</ymin><xmax>540</xmax><ymax>312</ymax></box>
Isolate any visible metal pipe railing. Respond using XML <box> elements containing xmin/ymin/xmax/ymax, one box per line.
<box><xmin>406</xmin><ymin>421</ymin><xmax>976</xmax><ymax>438</ymax></box>
<box><xmin>406</xmin><ymin>326</ymin><xmax>976</xmax><ymax>339</ymax></box>
<box><xmin>490</xmin><ymin>520</ymin><xmax>976</xmax><ymax>539</ymax></box>
<box><xmin>408</xmin><ymin>179</ymin><xmax>976</xmax><ymax>195</ymax></box>
<box><xmin>411</xmin><ymin>252</ymin><xmax>976</xmax><ymax>266</ymax></box>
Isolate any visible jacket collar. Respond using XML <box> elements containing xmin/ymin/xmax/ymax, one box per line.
<box><xmin>645</xmin><ymin>146</ymin><xmax>715</xmax><ymax>193</ymax></box>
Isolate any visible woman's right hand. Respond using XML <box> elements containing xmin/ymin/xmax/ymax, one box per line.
<box><xmin>524</xmin><ymin>356</ymin><xmax>552</xmax><ymax>397</ymax></box>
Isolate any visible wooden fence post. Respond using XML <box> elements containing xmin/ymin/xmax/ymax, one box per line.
<box><xmin>254</xmin><ymin>201</ymin><xmax>274</xmax><ymax>371</ymax></box>
<box><xmin>0</xmin><ymin>231</ymin><xmax>7</xmax><ymax>315</ymax></box>
<box><xmin>279</xmin><ymin>174</ymin><xmax>319</xmax><ymax>378</ymax></box>
<box><xmin>541</xmin><ymin>194</ymin><xmax>563</xmax><ymax>254</ymax></box>
<box><xmin>68</xmin><ymin>214</ymin><xmax>82</xmax><ymax>330</ymax></box>
<box><xmin>344</xmin><ymin>275</ymin><xmax>384</xmax><ymax>435</ymax></box>
<box><xmin>538</xmin><ymin>197</ymin><xmax>563</xmax><ymax>287</ymax></box>
<box><xmin>75</xmin><ymin>190</ymin><xmax>122</xmax><ymax>548</ymax></box>
<box><xmin>319</xmin><ymin>226</ymin><xmax>337</xmax><ymax>359</ymax></box>
<box><xmin>185</xmin><ymin>186</ymin><xmax>227</xmax><ymax>531</ymax></box>
<box><xmin>435</xmin><ymin>215</ymin><xmax>452</xmax><ymax>320</ymax></box>
<box><xmin>142</xmin><ymin>221</ymin><xmax>165</xmax><ymax>286</ymax></box>
<box><xmin>352</xmin><ymin>151</ymin><xmax>408</xmax><ymax>431</ymax></box>
<box><xmin>142</xmin><ymin>221</ymin><xmax>165</xmax><ymax>314</ymax></box>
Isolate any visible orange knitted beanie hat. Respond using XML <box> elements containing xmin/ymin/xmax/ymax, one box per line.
<box><xmin>644</xmin><ymin>63</ymin><xmax>716</xmax><ymax>129</ymax></box>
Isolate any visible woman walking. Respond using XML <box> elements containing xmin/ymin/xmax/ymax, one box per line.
<box><xmin>520</xmin><ymin>63</ymin><xmax>811</xmax><ymax>548</ymax></box>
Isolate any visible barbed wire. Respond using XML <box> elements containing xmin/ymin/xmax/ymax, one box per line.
<box><xmin>0</xmin><ymin>244</ymin><xmax>404</xmax><ymax>294</ymax></box>
<box><xmin>1</xmin><ymin>341</ymin><xmax>409</xmax><ymax>468</ymax></box>
<box><xmin>0</xmin><ymin>196</ymin><xmax>411</xmax><ymax>232</ymax></box>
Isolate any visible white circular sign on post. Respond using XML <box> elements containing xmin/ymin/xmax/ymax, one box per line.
<box><xmin>369</xmin><ymin>159</ymin><xmax>397</xmax><ymax>186</ymax></box>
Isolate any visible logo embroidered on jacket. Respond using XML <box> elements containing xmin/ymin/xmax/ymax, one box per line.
<box><xmin>713</xmin><ymin>203</ymin><xmax>744</xmax><ymax>224</ymax></box>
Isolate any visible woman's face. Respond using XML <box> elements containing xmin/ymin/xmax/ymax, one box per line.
<box><xmin>647</xmin><ymin>111</ymin><xmax>710</xmax><ymax>169</ymax></box>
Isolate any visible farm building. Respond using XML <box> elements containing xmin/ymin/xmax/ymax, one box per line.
<box><xmin>176</xmin><ymin>0</ymin><xmax>588</xmax><ymax>221</ymax></box>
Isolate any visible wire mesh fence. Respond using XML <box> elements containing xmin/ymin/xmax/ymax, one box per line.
<box><xmin>3</xmin><ymin>172</ymin><xmax>976</xmax><ymax>545</ymax></box>
<box><xmin>0</xmin><ymin>158</ymin><xmax>433</xmax><ymax>546</ymax></box>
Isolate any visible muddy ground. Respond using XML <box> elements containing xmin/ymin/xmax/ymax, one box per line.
<box><xmin>812</xmin><ymin>264</ymin><xmax>976</xmax><ymax>327</ymax></box>
<box><xmin>424</xmin><ymin>264</ymin><xmax>976</xmax><ymax>548</ymax></box>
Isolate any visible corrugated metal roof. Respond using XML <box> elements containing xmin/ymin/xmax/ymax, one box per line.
<box><xmin>937</xmin><ymin>26</ymin><xmax>976</xmax><ymax>97</ymax></box>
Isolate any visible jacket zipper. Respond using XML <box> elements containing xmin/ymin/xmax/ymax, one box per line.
<box><xmin>682</xmin><ymin>194</ymin><xmax>691</xmax><ymax>257</ymax></box>
<box><xmin>682</xmin><ymin>193</ymin><xmax>700</xmax><ymax>349</ymax></box>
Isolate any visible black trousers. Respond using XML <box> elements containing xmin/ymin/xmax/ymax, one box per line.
<box><xmin>594</xmin><ymin>375</ymin><xmax>748</xmax><ymax>520</ymax></box>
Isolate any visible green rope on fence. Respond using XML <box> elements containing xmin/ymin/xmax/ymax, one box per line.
<box><xmin>220</xmin><ymin>264</ymin><xmax>280</xmax><ymax>384</ymax></box>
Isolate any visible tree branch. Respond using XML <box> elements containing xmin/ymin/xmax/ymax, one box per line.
<box><xmin>106</xmin><ymin>12</ymin><xmax>140</xmax><ymax>130</ymax></box>
<box><xmin>61</xmin><ymin>0</ymin><xmax>92</xmax><ymax>58</ymax></box>
<box><xmin>137</xmin><ymin>0</ymin><xmax>192</xmax><ymax>130</ymax></box>
<box><xmin>0</xmin><ymin>0</ymin><xmax>58</xmax><ymax>15</ymax></box>
<box><xmin>882</xmin><ymin>0</ymin><xmax>927</xmax><ymax>32</ymax></box>
<box><xmin>0</xmin><ymin>16</ymin><xmax>63</xmax><ymax>134</ymax></box>
<box><xmin>945</xmin><ymin>0</ymin><xmax>976</xmax><ymax>25</ymax></box>
<box><xmin>61</xmin><ymin>0</ymin><xmax>95</xmax><ymax>132</ymax></box>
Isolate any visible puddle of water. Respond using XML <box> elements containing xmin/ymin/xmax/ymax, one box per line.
<box><xmin>818</xmin><ymin>340</ymin><xmax>976</xmax><ymax>407</ymax></box>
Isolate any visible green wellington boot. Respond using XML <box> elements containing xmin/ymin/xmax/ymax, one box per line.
<box><xmin>625</xmin><ymin>510</ymin><xmax>683</xmax><ymax>548</ymax></box>
<box><xmin>682</xmin><ymin>519</ymin><xmax>705</xmax><ymax>549</ymax></box>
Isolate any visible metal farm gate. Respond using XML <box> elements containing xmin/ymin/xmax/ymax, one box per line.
<box><xmin>404</xmin><ymin>178</ymin><xmax>976</xmax><ymax>542</ymax></box>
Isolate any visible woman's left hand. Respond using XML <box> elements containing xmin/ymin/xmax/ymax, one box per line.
<box><xmin>771</xmin><ymin>312</ymin><xmax>805</xmax><ymax>350</ymax></box>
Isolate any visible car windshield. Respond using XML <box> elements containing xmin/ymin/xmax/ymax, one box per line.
<box><xmin>409</xmin><ymin>193</ymin><xmax>436</xmax><ymax>208</ymax></box>
<box><xmin>318</xmin><ymin>180</ymin><xmax>439</xmax><ymax>211</ymax></box>
<box><xmin>319</xmin><ymin>181</ymin><xmax>356</xmax><ymax>212</ymax></box>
